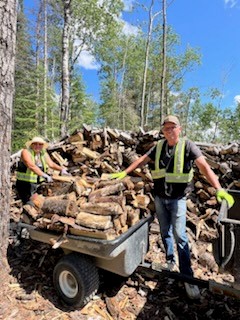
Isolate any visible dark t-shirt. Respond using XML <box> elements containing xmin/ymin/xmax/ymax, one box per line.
<box><xmin>147</xmin><ymin>139</ymin><xmax>202</xmax><ymax>199</ymax></box>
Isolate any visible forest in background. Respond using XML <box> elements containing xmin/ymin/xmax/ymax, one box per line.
<box><xmin>12</xmin><ymin>0</ymin><xmax>240</xmax><ymax>152</ymax></box>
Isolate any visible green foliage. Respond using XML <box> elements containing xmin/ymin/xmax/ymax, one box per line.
<box><xmin>12</xmin><ymin>6</ymin><xmax>39</xmax><ymax>151</ymax></box>
<box><xmin>69</xmin><ymin>72</ymin><xmax>98</xmax><ymax>131</ymax></box>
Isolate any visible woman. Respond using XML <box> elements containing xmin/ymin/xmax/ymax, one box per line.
<box><xmin>16</xmin><ymin>136</ymin><xmax>69</xmax><ymax>204</ymax></box>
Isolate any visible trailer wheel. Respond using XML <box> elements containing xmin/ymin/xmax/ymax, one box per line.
<box><xmin>53</xmin><ymin>253</ymin><xmax>99</xmax><ymax>308</ymax></box>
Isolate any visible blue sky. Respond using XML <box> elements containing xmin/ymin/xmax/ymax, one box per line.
<box><xmin>166</xmin><ymin>0</ymin><xmax>240</xmax><ymax>109</ymax></box>
<box><xmin>24</xmin><ymin>0</ymin><xmax>240</xmax><ymax>109</ymax></box>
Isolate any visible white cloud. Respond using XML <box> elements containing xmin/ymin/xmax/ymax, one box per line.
<box><xmin>78</xmin><ymin>50</ymin><xmax>100</xmax><ymax>70</ymax></box>
<box><xmin>234</xmin><ymin>95</ymin><xmax>240</xmax><ymax>104</ymax></box>
<box><xmin>75</xmin><ymin>1</ymin><xmax>139</xmax><ymax>70</ymax></box>
<box><xmin>122</xmin><ymin>20</ymin><xmax>139</xmax><ymax>36</ymax></box>
<box><xmin>123</xmin><ymin>0</ymin><xmax>134</xmax><ymax>11</ymax></box>
<box><xmin>224</xmin><ymin>0</ymin><xmax>239</xmax><ymax>8</ymax></box>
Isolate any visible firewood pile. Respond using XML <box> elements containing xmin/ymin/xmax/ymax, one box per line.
<box><xmin>12</xmin><ymin>125</ymin><xmax>240</xmax><ymax>243</ymax></box>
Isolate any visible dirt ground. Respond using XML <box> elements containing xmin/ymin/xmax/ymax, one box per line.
<box><xmin>0</xmin><ymin>223</ymin><xmax>240</xmax><ymax>320</ymax></box>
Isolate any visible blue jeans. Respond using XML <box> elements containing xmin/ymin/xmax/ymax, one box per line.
<box><xmin>155</xmin><ymin>195</ymin><xmax>193</xmax><ymax>276</ymax></box>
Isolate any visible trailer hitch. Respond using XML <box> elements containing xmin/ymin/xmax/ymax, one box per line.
<box><xmin>137</xmin><ymin>262</ymin><xmax>240</xmax><ymax>300</ymax></box>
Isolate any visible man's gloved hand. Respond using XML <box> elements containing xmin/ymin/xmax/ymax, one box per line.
<box><xmin>61</xmin><ymin>168</ymin><xmax>71</xmax><ymax>176</ymax></box>
<box><xmin>110</xmin><ymin>171</ymin><xmax>127</xmax><ymax>180</ymax></box>
<box><xmin>216</xmin><ymin>189</ymin><xmax>234</xmax><ymax>208</ymax></box>
<box><xmin>42</xmin><ymin>173</ymin><xmax>53</xmax><ymax>183</ymax></box>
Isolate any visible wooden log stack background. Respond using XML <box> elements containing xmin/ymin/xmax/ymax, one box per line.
<box><xmin>11</xmin><ymin>125</ymin><xmax>240</xmax><ymax>242</ymax></box>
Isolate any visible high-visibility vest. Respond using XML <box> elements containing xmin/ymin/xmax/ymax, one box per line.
<box><xmin>16</xmin><ymin>149</ymin><xmax>48</xmax><ymax>183</ymax></box>
<box><xmin>151</xmin><ymin>138</ymin><xmax>193</xmax><ymax>183</ymax></box>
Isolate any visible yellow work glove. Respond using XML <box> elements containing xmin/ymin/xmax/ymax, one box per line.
<box><xmin>216</xmin><ymin>189</ymin><xmax>235</xmax><ymax>208</ymax></box>
<box><xmin>110</xmin><ymin>171</ymin><xmax>127</xmax><ymax>180</ymax></box>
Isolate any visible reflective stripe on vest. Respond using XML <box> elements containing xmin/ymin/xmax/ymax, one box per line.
<box><xmin>151</xmin><ymin>139</ymin><xmax>193</xmax><ymax>183</ymax></box>
<box><xmin>16</xmin><ymin>149</ymin><xmax>47</xmax><ymax>183</ymax></box>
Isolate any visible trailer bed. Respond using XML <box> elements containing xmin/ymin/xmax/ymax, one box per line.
<box><xmin>19</xmin><ymin>214</ymin><xmax>153</xmax><ymax>277</ymax></box>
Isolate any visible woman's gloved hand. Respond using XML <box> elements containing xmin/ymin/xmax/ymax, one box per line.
<box><xmin>61</xmin><ymin>168</ymin><xmax>71</xmax><ymax>176</ymax></box>
<box><xmin>42</xmin><ymin>173</ymin><xmax>53</xmax><ymax>183</ymax></box>
<box><xmin>110</xmin><ymin>171</ymin><xmax>127</xmax><ymax>180</ymax></box>
<box><xmin>216</xmin><ymin>189</ymin><xmax>235</xmax><ymax>208</ymax></box>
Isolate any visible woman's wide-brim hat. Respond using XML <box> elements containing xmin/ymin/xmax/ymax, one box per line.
<box><xmin>25</xmin><ymin>136</ymin><xmax>49</xmax><ymax>149</ymax></box>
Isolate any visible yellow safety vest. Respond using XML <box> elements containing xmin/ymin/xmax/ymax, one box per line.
<box><xmin>16</xmin><ymin>149</ymin><xmax>48</xmax><ymax>183</ymax></box>
<box><xmin>151</xmin><ymin>138</ymin><xmax>193</xmax><ymax>183</ymax></box>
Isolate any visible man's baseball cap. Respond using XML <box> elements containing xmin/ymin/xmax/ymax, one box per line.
<box><xmin>162</xmin><ymin>115</ymin><xmax>180</xmax><ymax>126</ymax></box>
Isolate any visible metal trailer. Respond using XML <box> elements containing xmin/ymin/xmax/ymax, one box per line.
<box><xmin>18</xmin><ymin>215</ymin><xmax>153</xmax><ymax>308</ymax></box>
<box><xmin>17</xmin><ymin>193</ymin><xmax>240</xmax><ymax>309</ymax></box>
<box><xmin>213</xmin><ymin>191</ymin><xmax>240</xmax><ymax>286</ymax></box>
<box><xmin>139</xmin><ymin>194</ymin><xmax>240</xmax><ymax>300</ymax></box>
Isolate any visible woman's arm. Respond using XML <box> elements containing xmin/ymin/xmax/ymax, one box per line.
<box><xmin>45</xmin><ymin>152</ymin><xmax>63</xmax><ymax>171</ymax></box>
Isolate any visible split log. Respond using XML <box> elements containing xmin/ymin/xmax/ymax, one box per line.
<box><xmin>30</xmin><ymin>193</ymin><xmax>77</xmax><ymax>208</ymax></box>
<box><xmin>69</xmin><ymin>225</ymin><xmax>116</xmax><ymax>239</ymax></box>
<box><xmin>126</xmin><ymin>206</ymin><xmax>140</xmax><ymax>227</ymax></box>
<box><xmin>88</xmin><ymin>182</ymin><xmax>126</xmax><ymax>200</ymax></box>
<box><xmin>80</xmin><ymin>202</ymin><xmax>124</xmax><ymax>216</ymax></box>
<box><xmin>197</xmin><ymin>189</ymin><xmax>211</xmax><ymax>201</ymax></box>
<box><xmin>22</xmin><ymin>204</ymin><xmax>39</xmax><ymax>220</ymax></box>
<box><xmin>75</xmin><ymin>211</ymin><xmax>113</xmax><ymax>230</ymax></box>
<box><xmin>34</xmin><ymin>218</ymin><xmax>64</xmax><ymax>232</ymax></box>
<box><xmin>100</xmin><ymin>161</ymin><xmax>116</xmax><ymax>173</ymax></box>
<box><xmin>41</xmin><ymin>198</ymin><xmax>78</xmax><ymax>218</ymax></box>
<box><xmin>68</xmin><ymin>131</ymin><xmax>84</xmax><ymax>143</ymax></box>
<box><xmin>219</xmin><ymin>143</ymin><xmax>239</xmax><ymax>155</ymax></box>
<box><xmin>75</xmin><ymin>146</ymin><xmax>100</xmax><ymax>160</ymax></box>
<box><xmin>119</xmin><ymin>208</ymin><xmax>127</xmax><ymax>227</ymax></box>
<box><xmin>186</xmin><ymin>198</ymin><xmax>200</xmax><ymax>215</ymax></box>
<box><xmin>131</xmin><ymin>194</ymin><xmax>150</xmax><ymax>209</ymax></box>
<box><xmin>39</xmin><ymin>180</ymin><xmax>74</xmax><ymax>197</ymax></box>
<box><xmin>113</xmin><ymin>217</ymin><xmax>122</xmax><ymax>233</ymax></box>
<box><xmin>90</xmin><ymin>134</ymin><xmax>103</xmax><ymax>150</ymax></box>
<box><xmin>89</xmin><ymin>195</ymin><xmax>126</xmax><ymax>208</ymax></box>
<box><xmin>51</xmin><ymin>151</ymin><xmax>68</xmax><ymax>167</ymax></box>
<box><xmin>96</xmin><ymin>176</ymin><xmax>135</xmax><ymax>191</ymax></box>
<box><xmin>52</xmin><ymin>174</ymin><xmax>76</xmax><ymax>183</ymax></box>
<box><xmin>106</xmin><ymin>128</ymin><xmax>119</xmax><ymax>140</ymax></box>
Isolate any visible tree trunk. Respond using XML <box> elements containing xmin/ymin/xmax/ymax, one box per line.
<box><xmin>0</xmin><ymin>0</ymin><xmax>17</xmax><ymax>267</ymax></box>
<box><xmin>35</xmin><ymin>1</ymin><xmax>42</xmax><ymax>133</ymax></box>
<box><xmin>140</xmin><ymin>0</ymin><xmax>161</xmax><ymax>129</ymax></box>
<box><xmin>43</xmin><ymin>0</ymin><xmax>48</xmax><ymax>136</ymax></box>
<box><xmin>160</xmin><ymin>0</ymin><xmax>167</xmax><ymax>123</ymax></box>
<box><xmin>140</xmin><ymin>0</ymin><xmax>156</xmax><ymax>128</ymax></box>
<box><xmin>60</xmin><ymin>0</ymin><xmax>71</xmax><ymax>137</ymax></box>
<box><xmin>119</xmin><ymin>38</ymin><xmax>128</xmax><ymax>131</ymax></box>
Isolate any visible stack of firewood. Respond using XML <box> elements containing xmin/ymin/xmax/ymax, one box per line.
<box><xmin>15</xmin><ymin>125</ymin><xmax>240</xmax><ymax>240</ymax></box>
<box><xmin>21</xmin><ymin>174</ymin><xmax>154</xmax><ymax>240</ymax></box>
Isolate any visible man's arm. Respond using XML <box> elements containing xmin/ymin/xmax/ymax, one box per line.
<box><xmin>125</xmin><ymin>154</ymin><xmax>151</xmax><ymax>174</ymax></box>
<box><xmin>110</xmin><ymin>153</ymin><xmax>151</xmax><ymax>179</ymax></box>
<box><xmin>195</xmin><ymin>155</ymin><xmax>221</xmax><ymax>189</ymax></box>
<box><xmin>195</xmin><ymin>155</ymin><xmax>234</xmax><ymax>208</ymax></box>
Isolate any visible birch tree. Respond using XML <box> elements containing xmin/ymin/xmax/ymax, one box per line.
<box><xmin>60</xmin><ymin>0</ymin><xmax>71</xmax><ymax>137</ymax></box>
<box><xmin>59</xmin><ymin>0</ymin><xmax>123</xmax><ymax>137</ymax></box>
<box><xmin>160</xmin><ymin>0</ymin><xmax>167</xmax><ymax>123</ymax></box>
<box><xmin>140</xmin><ymin>0</ymin><xmax>161</xmax><ymax>128</ymax></box>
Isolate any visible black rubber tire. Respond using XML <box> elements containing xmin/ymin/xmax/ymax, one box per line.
<box><xmin>53</xmin><ymin>253</ymin><xmax>99</xmax><ymax>308</ymax></box>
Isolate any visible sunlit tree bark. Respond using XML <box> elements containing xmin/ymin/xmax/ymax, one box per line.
<box><xmin>0</xmin><ymin>0</ymin><xmax>17</xmax><ymax>267</ymax></box>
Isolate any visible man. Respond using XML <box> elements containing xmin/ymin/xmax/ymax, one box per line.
<box><xmin>110</xmin><ymin>115</ymin><xmax>234</xmax><ymax>299</ymax></box>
